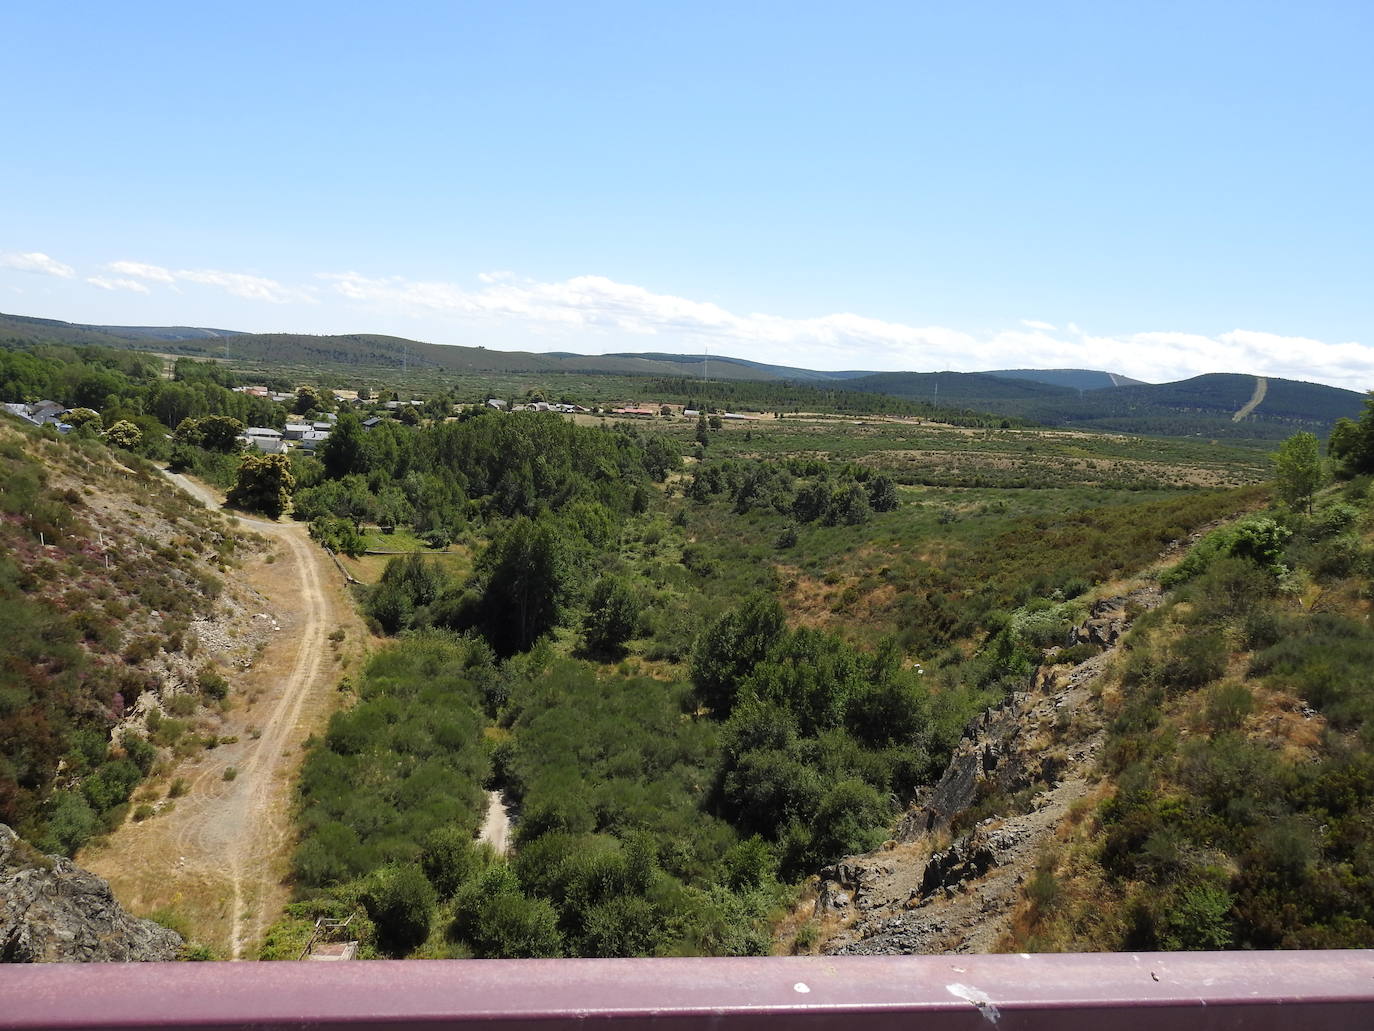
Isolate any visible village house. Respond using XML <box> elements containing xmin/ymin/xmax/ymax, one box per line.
<box><xmin>298</xmin><ymin>429</ymin><xmax>332</xmax><ymax>452</ymax></box>
<box><xmin>3</xmin><ymin>401</ymin><xmax>72</xmax><ymax>432</ymax></box>
<box><xmin>240</xmin><ymin>431</ymin><xmax>286</xmax><ymax>454</ymax></box>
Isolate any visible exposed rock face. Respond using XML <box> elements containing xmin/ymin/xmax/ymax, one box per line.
<box><xmin>894</xmin><ymin>692</ymin><xmax>1037</xmax><ymax>843</ymax></box>
<box><xmin>1065</xmin><ymin>596</ymin><xmax>1129</xmax><ymax>649</ymax></box>
<box><xmin>0</xmin><ymin>824</ymin><xmax>182</xmax><ymax>962</ymax></box>
<box><xmin>895</xmin><ymin>588</ymin><xmax>1157</xmax><ymax>845</ymax></box>
<box><xmin>817</xmin><ymin>585</ymin><xmax>1163</xmax><ymax>956</ymax></box>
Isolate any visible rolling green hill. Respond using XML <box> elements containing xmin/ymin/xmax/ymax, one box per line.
<box><xmin>0</xmin><ymin>312</ymin><xmax>240</xmax><ymax>350</ymax></box>
<box><xmin>2</xmin><ymin>311</ymin><xmax>1362</xmax><ymax>440</ymax></box>
<box><xmin>989</xmin><ymin>368</ymin><xmax>1147</xmax><ymax>390</ymax></box>
<box><xmin>845</xmin><ymin>370</ymin><xmax>1366</xmax><ymax>441</ymax></box>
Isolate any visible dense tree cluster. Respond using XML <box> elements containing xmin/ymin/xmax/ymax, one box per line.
<box><xmin>686</xmin><ymin>456</ymin><xmax>898</xmax><ymax>526</ymax></box>
<box><xmin>692</xmin><ymin>596</ymin><xmax>951</xmax><ymax>874</ymax></box>
<box><xmin>293</xmin><ymin>635</ymin><xmax>492</xmax><ymax>889</ymax></box>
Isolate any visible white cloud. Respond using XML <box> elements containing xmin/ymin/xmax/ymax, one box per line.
<box><xmin>87</xmin><ymin>276</ymin><xmax>150</xmax><ymax>294</ymax></box>
<box><xmin>320</xmin><ymin>271</ymin><xmax>986</xmax><ymax>368</ymax></box>
<box><xmin>108</xmin><ymin>260</ymin><xmax>176</xmax><ymax>283</ymax></box>
<box><xmin>105</xmin><ymin>259</ymin><xmax>311</xmax><ymax>304</ymax></box>
<box><xmin>13</xmin><ymin>248</ymin><xmax>1371</xmax><ymax>391</ymax></box>
<box><xmin>1</xmin><ymin>251</ymin><xmax>75</xmax><ymax>278</ymax></box>
<box><xmin>175</xmin><ymin>268</ymin><xmax>311</xmax><ymax>304</ymax></box>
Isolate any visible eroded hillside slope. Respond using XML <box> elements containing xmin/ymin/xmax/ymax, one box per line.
<box><xmin>808</xmin><ymin>483</ymin><xmax>1374</xmax><ymax>955</ymax></box>
<box><xmin>0</xmin><ymin>419</ymin><xmax>269</xmax><ymax>858</ymax></box>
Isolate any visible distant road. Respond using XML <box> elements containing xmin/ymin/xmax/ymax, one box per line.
<box><xmin>1233</xmin><ymin>376</ymin><xmax>1268</xmax><ymax>422</ymax></box>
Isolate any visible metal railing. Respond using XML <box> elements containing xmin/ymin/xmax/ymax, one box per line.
<box><xmin>4</xmin><ymin>951</ymin><xmax>1373</xmax><ymax>1029</ymax></box>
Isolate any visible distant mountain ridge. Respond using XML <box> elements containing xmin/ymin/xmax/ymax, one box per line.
<box><xmin>987</xmin><ymin>368</ymin><xmax>1147</xmax><ymax>390</ymax></box>
<box><xmin>1</xmin><ymin>310</ymin><xmax>1363</xmax><ymax>440</ymax></box>
<box><xmin>842</xmin><ymin>369</ymin><xmax>1365</xmax><ymax>441</ymax></box>
<box><xmin>0</xmin><ymin>312</ymin><xmax>1138</xmax><ymax>386</ymax></box>
<box><xmin>0</xmin><ymin>312</ymin><xmax>241</xmax><ymax>348</ymax></box>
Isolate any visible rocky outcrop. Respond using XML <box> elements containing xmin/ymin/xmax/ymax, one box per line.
<box><xmin>894</xmin><ymin>691</ymin><xmax>1038</xmax><ymax>842</ymax></box>
<box><xmin>1065</xmin><ymin>596</ymin><xmax>1129</xmax><ymax>649</ymax></box>
<box><xmin>0</xmin><ymin>824</ymin><xmax>182</xmax><ymax>962</ymax></box>
<box><xmin>894</xmin><ymin>588</ymin><xmax>1158</xmax><ymax>844</ymax></box>
<box><xmin>818</xmin><ymin>585</ymin><xmax>1163</xmax><ymax>956</ymax></box>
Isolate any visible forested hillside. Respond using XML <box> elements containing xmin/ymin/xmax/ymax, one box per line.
<box><xmin>846</xmin><ymin>371</ymin><xmax>1365</xmax><ymax>442</ymax></box>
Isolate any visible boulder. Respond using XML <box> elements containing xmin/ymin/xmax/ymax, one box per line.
<box><xmin>0</xmin><ymin>824</ymin><xmax>182</xmax><ymax>962</ymax></box>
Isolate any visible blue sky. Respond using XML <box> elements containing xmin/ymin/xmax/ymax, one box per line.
<box><xmin>2</xmin><ymin>1</ymin><xmax>1371</xmax><ymax>388</ymax></box>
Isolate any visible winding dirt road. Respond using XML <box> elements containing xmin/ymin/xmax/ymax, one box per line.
<box><xmin>82</xmin><ymin>473</ymin><xmax>364</xmax><ymax>959</ymax></box>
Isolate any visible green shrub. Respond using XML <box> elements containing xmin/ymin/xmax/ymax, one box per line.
<box><xmin>39</xmin><ymin>791</ymin><xmax>100</xmax><ymax>855</ymax></box>
<box><xmin>1160</xmin><ymin>881</ymin><xmax>1235</xmax><ymax>951</ymax></box>
<box><xmin>166</xmin><ymin>694</ymin><xmax>197</xmax><ymax>717</ymax></box>
<box><xmin>120</xmin><ymin>732</ymin><xmax>157</xmax><ymax>774</ymax></box>
<box><xmin>364</xmin><ymin>863</ymin><xmax>438</xmax><ymax>956</ymax></box>
<box><xmin>420</xmin><ymin>826</ymin><xmax>490</xmax><ymax>899</ymax></box>
<box><xmin>1161</xmin><ymin>632</ymin><xmax>1228</xmax><ymax>693</ymax></box>
<box><xmin>81</xmin><ymin>758</ymin><xmax>141</xmax><ymax>813</ymax></box>
<box><xmin>450</xmin><ymin>864</ymin><xmax>563</xmax><ymax>958</ymax></box>
<box><xmin>1203</xmin><ymin>682</ymin><xmax>1254</xmax><ymax>731</ymax></box>
<box><xmin>198</xmin><ymin>667</ymin><xmax>230</xmax><ymax>701</ymax></box>
<box><xmin>581</xmin><ymin>575</ymin><xmax>641</xmax><ymax>656</ymax></box>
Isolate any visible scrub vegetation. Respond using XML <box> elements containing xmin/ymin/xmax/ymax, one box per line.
<box><xmin>1011</xmin><ymin>455</ymin><xmax>1374</xmax><ymax>951</ymax></box>
<box><xmin>263</xmin><ymin>391</ymin><xmax>1280</xmax><ymax>958</ymax></box>
<box><xmin>8</xmin><ymin>334</ymin><xmax>1370</xmax><ymax>958</ymax></box>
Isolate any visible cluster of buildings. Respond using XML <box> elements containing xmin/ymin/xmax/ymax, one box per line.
<box><xmin>486</xmin><ymin>399</ymin><xmax>590</xmax><ymax>414</ymax></box>
<box><xmin>2</xmin><ymin>400</ymin><xmax>73</xmax><ymax>433</ymax></box>
<box><xmin>239</xmin><ymin>413</ymin><xmax>338</xmax><ymax>455</ymax></box>
<box><xmin>234</xmin><ymin>385</ymin><xmax>367</xmax><ymax>406</ymax></box>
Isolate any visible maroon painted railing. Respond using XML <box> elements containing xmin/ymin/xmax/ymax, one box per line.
<box><xmin>4</xmin><ymin>952</ymin><xmax>1373</xmax><ymax>1030</ymax></box>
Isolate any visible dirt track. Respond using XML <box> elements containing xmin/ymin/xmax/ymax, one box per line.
<box><xmin>81</xmin><ymin>472</ymin><xmax>365</xmax><ymax>959</ymax></box>
<box><xmin>478</xmin><ymin>790</ymin><xmax>513</xmax><ymax>855</ymax></box>
<box><xmin>1233</xmin><ymin>376</ymin><xmax>1268</xmax><ymax>422</ymax></box>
